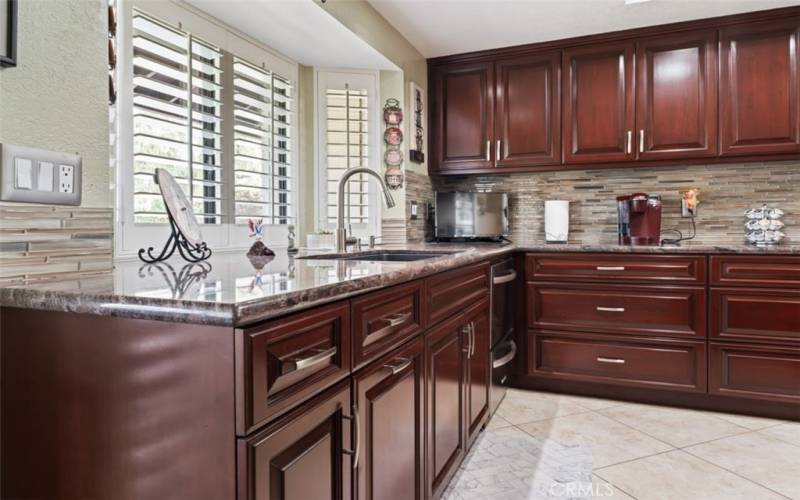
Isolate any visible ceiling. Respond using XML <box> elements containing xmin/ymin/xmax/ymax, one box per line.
<box><xmin>184</xmin><ymin>0</ymin><xmax>398</xmax><ymax>69</ymax></box>
<box><xmin>367</xmin><ymin>0</ymin><xmax>800</xmax><ymax>58</ymax></box>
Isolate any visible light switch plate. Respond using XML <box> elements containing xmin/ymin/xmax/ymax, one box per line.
<box><xmin>1</xmin><ymin>144</ymin><xmax>82</xmax><ymax>205</ymax></box>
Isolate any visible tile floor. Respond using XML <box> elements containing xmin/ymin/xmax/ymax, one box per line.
<box><xmin>448</xmin><ymin>388</ymin><xmax>800</xmax><ymax>499</ymax></box>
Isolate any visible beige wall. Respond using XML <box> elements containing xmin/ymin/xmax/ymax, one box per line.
<box><xmin>0</xmin><ymin>0</ymin><xmax>110</xmax><ymax>208</ymax></box>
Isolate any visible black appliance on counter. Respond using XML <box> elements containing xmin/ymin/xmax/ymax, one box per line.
<box><xmin>490</xmin><ymin>258</ymin><xmax>517</xmax><ymax>414</ymax></box>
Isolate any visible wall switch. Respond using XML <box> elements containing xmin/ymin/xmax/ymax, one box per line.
<box><xmin>410</xmin><ymin>200</ymin><xmax>419</xmax><ymax>220</ymax></box>
<box><xmin>38</xmin><ymin>162</ymin><xmax>54</xmax><ymax>191</ymax></box>
<box><xmin>1</xmin><ymin>144</ymin><xmax>81</xmax><ymax>205</ymax></box>
<box><xmin>59</xmin><ymin>164</ymin><xmax>75</xmax><ymax>193</ymax></box>
<box><xmin>14</xmin><ymin>158</ymin><xmax>33</xmax><ymax>189</ymax></box>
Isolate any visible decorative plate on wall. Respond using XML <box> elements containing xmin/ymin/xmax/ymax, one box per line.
<box><xmin>383</xmin><ymin>98</ymin><xmax>403</xmax><ymax>125</ymax></box>
<box><xmin>384</xmin><ymin>146</ymin><xmax>403</xmax><ymax>166</ymax></box>
<box><xmin>384</xmin><ymin>126</ymin><xmax>403</xmax><ymax>146</ymax></box>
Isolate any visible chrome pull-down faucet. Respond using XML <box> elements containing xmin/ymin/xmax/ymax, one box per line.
<box><xmin>336</xmin><ymin>167</ymin><xmax>396</xmax><ymax>252</ymax></box>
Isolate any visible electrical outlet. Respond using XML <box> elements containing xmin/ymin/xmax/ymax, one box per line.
<box><xmin>59</xmin><ymin>164</ymin><xmax>75</xmax><ymax>193</ymax></box>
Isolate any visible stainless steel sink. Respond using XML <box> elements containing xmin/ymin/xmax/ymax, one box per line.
<box><xmin>300</xmin><ymin>251</ymin><xmax>454</xmax><ymax>262</ymax></box>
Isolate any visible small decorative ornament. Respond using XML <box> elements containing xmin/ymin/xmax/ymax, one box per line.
<box><xmin>385</xmin><ymin>166</ymin><xmax>404</xmax><ymax>190</ymax></box>
<box><xmin>247</xmin><ymin>218</ymin><xmax>275</xmax><ymax>257</ymax></box>
<box><xmin>138</xmin><ymin>168</ymin><xmax>212</xmax><ymax>263</ymax></box>
<box><xmin>287</xmin><ymin>224</ymin><xmax>298</xmax><ymax>254</ymax></box>
<box><xmin>383</xmin><ymin>98</ymin><xmax>403</xmax><ymax>125</ymax></box>
<box><xmin>409</xmin><ymin>81</ymin><xmax>425</xmax><ymax>163</ymax></box>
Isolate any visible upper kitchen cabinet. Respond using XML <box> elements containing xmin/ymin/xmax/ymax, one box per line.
<box><xmin>720</xmin><ymin>18</ymin><xmax>800</xmax><ymax>156</ymax></box>
<box><xmin>495</xmin><ymin>52</ymin><xmax>561</xmax><ymax>168</ymax></box>
<box><xmin>430</xmin><ymin>62</ymin><xmax>495</xmax><ymax>172</ymax></box>
<box><xmin>562</xmin><ymin>42</ymin><xmax>636</xmax><ymax>164</ymax></box>
<box><xmin>636</xmin><ymin>30</ymin><xmax>718</xmax><ymax>160</ymax></box>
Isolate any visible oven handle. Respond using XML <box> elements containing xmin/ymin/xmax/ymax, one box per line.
<box><xmin>492</xmin><ymin>269</ymin><xmax>517</xmax><ymax>285</ymax></box>
<box><xmin>492</xmin><ymin>340</ymin><xmax>517</xmax><ymax>369</ymax></box>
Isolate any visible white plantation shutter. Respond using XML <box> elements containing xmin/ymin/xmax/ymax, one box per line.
<box><xmin>233</xmin><ymin>59</ymin><xmax>294</xmax><ymax>225</ymax></box>
<box><xmin>128</xmin><ymin>10</ymin><xmax>293</xmax><ymax>230</ymax></box>
<box><xmin>325</xmin><ymin>87</ymin><xmax>370</xmax><ymax>224</ymax></box>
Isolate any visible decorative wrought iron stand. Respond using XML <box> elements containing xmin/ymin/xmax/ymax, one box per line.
<box><xmin>138</xmin><ymin>213</ymin><xmax>212</xmax><ymax>263</ymax></box>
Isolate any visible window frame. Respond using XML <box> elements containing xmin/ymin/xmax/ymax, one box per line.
<box><xmin>114</xmin><ymin>0</ymin><xmax>299</xmax><ymax>259</ymax></box>
<box><xmin>314</xmin><ymin>68</ymin><xmax>381</xmax><ymax>239</ymax></box>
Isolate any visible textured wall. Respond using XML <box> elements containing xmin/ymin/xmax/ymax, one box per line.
<box><xmin>0</xmin><ymin>0</ymin><xmax>110</xmax><ymax>208</ymax></box>
<box><xmin>420</xmin><ymin>161</ymin><xmax>800</xmax><ymax>245</ymax></box>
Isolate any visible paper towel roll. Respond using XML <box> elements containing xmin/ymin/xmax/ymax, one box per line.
<box><xmin>545</xmin><ymin>200</ymin><xmax>569</xmax><ymax>243</ymax></box>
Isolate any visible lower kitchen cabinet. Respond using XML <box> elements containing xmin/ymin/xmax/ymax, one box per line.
<box><xmin>709</xmin><ymin>342</ymin><xmax>800</xmax><ymax>403</ymax></box>
<box><xmin>425</xmin><ymin>313</ymin><xmax>468</xmax><ymax>499</ymax></box>
<box><xmin>353</xmin><ymin>338</ymin><xmax>425</xmax><ymax>500</ymax></box>
<box><xmin>237</xmin><ymin>381</ymin><xmax>353</xmax><ymax>500</ymax></box>
<box><xmin>464</xmin><ymin>298</ymin><xmax>491</xmax><ymax>445</ymax></box>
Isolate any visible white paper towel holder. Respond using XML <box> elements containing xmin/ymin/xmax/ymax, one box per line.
<box><xmin>545</xmin><ymin>200</ymin><xmax>570</xmax><ymax>243</ymax></box>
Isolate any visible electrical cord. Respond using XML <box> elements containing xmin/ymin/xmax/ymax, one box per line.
<box><xmin>661</xmin><ymin>209</ymin><xmax>697</xmax><ymax>246</ymax></box>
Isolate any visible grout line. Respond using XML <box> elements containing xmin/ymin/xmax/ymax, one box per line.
<box><xmin>592</xmin><ymin>471</ymin><xmax>641</xmax><ymax>500</ymax></box>
<box><xmin>593</xmin><ymin>448</ymin><xmax>675</xmax><ymax>471</ymax></box>
<box><xmin>681</xmin><ymin>447</ymin><xmax>793</xmax><ymax>500</ymax></box>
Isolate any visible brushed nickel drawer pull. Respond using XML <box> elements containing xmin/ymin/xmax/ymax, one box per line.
<box><xmin>486</xmin><ymin>140</ymin><xmax>491</xmax><ymax>162</ymax></box>
<box><xmin>597</xmin><ymin>356</ymin><xmax>626</xmax><ymax>364</ymax></box>
<box><xmin>596</xmin><ymin>266</ymin><xmax>625</xmax><ymax>271</ymax></box>
<box><xmin>626</xmin><ymin>130</ymin><xmax>632</xmax><ymax>154</ymax></box>
<box><xmin>384</xmin><ymin>357</ymin><xmax>413</xmax><ymax>375</ymax></box>
<box><xmin>283</xmin><ymin>346</ymin><xmax>337</xmax><ymax>374</ymax></box>
<box><xmin>496</xmin><ymin>140</ymin><xmax>501</xmax><ymax>162</ymax></box>
<box><xmin>492</xmin><ymin>269</ymin><xmax>517</xmax><ymax>285</ymax></box>
<box><xmin>343</xmin><ymin>404</ymin><xmax>361</xmax><ymax>469</ymax></box>
<box><xmin>597</xmin><ymin>306</ymin><xmax>625</xmax><ymax>312</ymax></box>
<box><xmin>384</xmin><ymin>312</ymin><xmax>411</xmax><ymax>328</ymax></box>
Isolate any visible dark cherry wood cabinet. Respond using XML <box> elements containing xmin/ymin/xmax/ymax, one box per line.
<box><xmin>425</xmin><ymin>313</ymin><xmax>468</xmax><ymax>500</ymax></box>
<box><xmin>562</xmin><ymin>42</ymin><xmax>636</xmax><ymax>164</ymax></box>
<box><xmin>711</xmin><ymin>255</ymin><xmax>800</xmax><ymax>288</ymax></box>
<box><xmin>710</xmin><ymin>288</ymin><xmax>800</xmax><ymax>345</ymax></box>
<box><xmin>525</xmin><ymin>253</ymin><xmax>707</xmax><ymax>285</ymax></box>
<box><xmin>636</xmin><ymin>30</ymin><xmax>718</xmax><ymax>160</ymax></box>
<box><xmin>463</xmin><ymin>298</ymin><xmax>491</xmax><ymax>446</ymax></box>
<box><xmin>354</xmin><ymin>338</ymin><xmax>425</xmax><ymax>500</ymax></box>
<box><xmin>237</xmin><ymin>381</ymin><xmax>353</xmax><ymax>500</ymax></box>
<box><xmin>431</xmin><ymin>62</ymin><xmax>495</xmax><ymax>172</ymax></box>
<box><xmin>495</xmin><ymin>52</ymin><xmax>561</xmax><ymax>167</ymax></box>
<box><xmin>427</xmin><ymin>260</ymin><xmax>490</xmax><ymax>327</ymax></box>
<box><xmin>720</xmin><ymin>18</ymin><xmax>800</xmax><ymax>156</ymax></box>
<box><xmin>709</xmin><ymin>342</ymin><xmax>800</xmax><ymax>403</ymax></box>
<box><xmin>429</xmin><ymin>7</ymin><xmax>800</xmax><ymax>175</ymax></box>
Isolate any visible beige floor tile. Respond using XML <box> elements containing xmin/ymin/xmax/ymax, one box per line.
<box><xmin>708</xmin><ymin>411</ymin><xmax>788</xmax><ymax>430</ymax></box>
<box><xmin>595</xmin><ymin>449</ymin><xmax>785</xmax><ymax>500</ymax></box>
<box><xmin>485</xmin><ymin>413</ymin><xmax>514</xmax><ymax>430</ymax></box>
<box><xmin>686</xmin><ymin>431</ymin><xmax>800</xmax><ymax>498</ymax></box>
<box><xmin>518</xmin><ymin>412</ymin><xmax>673</xmax><ymax>468</ymax></box>
<box><xmin>601</xmin><ymin>403</ymin><xmax>751</xmax><ymax>447</ymax></box>
<box><xmin>504</xmin><ymin>389</ymin><xmax>624</xmax><ymax>411</ymax></box>
<box><xmin>760</xmin><ymin>422</ymin><xmax>800</xmax><ymax>447</ymax></box>
<box><xmin>496</xmin><ymin>391</ymin><xmax>588</xmax><ymax>425</ymax></box>
<box><xmin>591</xmin><ymin>474</ymin><xmax>635</xmax><ymax>499</ymax></box>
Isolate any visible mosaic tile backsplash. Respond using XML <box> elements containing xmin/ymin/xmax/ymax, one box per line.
<box><xmin>407</xmin><ymin>160</ymin><xmax>800</xmax><ymax>245</ymax></box>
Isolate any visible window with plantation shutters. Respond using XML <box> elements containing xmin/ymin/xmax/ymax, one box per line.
<box><xmin>121</xmin><ymin>8</ymin><xmax>296</xmax><ymax>256</ymax></box>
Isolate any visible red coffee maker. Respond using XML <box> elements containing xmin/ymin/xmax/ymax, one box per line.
<box><xmin>616</xmin><ymin>193</ymin><xmax>662</xmax><ymax>245</ymax></box>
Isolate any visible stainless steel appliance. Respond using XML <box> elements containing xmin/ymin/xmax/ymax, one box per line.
<box><xmin>490</xmin><ymin>258</ymin><xmax>517</xmax><ymax>414</ymax></box>
<box><xmin>435</xmin><ymin>192</ymin><xmax>509</xmax><ymax>240</ymax></box>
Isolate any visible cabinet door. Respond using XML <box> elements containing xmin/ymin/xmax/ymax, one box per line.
<box><xmin>563</xmin><ymin>42</ymin><xmax>636</xmax><ymax>164</ymax></box>
<box><xmin>354</xmin><ymin>338</ymin><xmax>424</xmax><ymax>500</ymax></box>
<box><xmin>495</xmin><ymin>52</ymin><xmax>561</xmax><ymax>168</ymax></box>
<box><xmin>636</xmin><ymin>30</ymin><xmax>718</xmax><ymax>160</ymax></box>
<box><xmin>720</xmin><ymin>18</ymin><xmax>800</xmax><ymax>156</ymax></box>
<box><xmin>425</xmin><ymin>314</ymin><xmax>467</xmax><ymax>499</ymax></box>
<box><xmin>431</xmin><ymin>62</ymin><xmax>495</xmax><ymax>172</ymax></box>
<box><xmin>463</xmin><ymin>298</ymin><xmax>490</xmax><ymax>445</ymax></box>
<box><xmin>237</xmin><ymin>382</ymin><xmax>352</xmax><ymax>500</ymax></box>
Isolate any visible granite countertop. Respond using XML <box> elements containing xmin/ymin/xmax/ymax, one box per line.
<box><xmin>1</xmin><ymin>239</ymin><xmax>798</xmax><ymax>327</ymax></box>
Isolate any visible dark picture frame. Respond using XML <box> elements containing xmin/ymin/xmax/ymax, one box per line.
<box><xmin>1</xmin><ymin>0</ymin><xmax>17</xmax><ymax>67</ymax></box>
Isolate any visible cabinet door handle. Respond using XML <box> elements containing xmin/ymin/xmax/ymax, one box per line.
<box><xmin>384</xmin><ymin>357</ymin><xmax>412</xmax><ymax>376</ymax></box>
<box><xmin>597</xmin><ymin>306</ymin><xmax>625</xmax><ymax>313</ymax></box>
<box><xmin>493</xmin><ymin>269</ymin><xmax>517</xmax><ymax>285</ymax></box>
<box><xmin>496</xmin><ymin>140</ymin><xmax>501</xmax><ymax>162</ymax></box>
<box><xmin>486</xmin><ymin>140</ymin><xmax>491</xmax><ymax>162</ymax></box>
<box><xmin>343</xmin><ymin>404</ymin><xmax>360</xmax><ymax>469</ymax></box>
<box><xmin>597</xmin><ymin>356</ymin><xmax>626</xmax><ymax>364</ymax></box>
<box><xmin>626</xmin><ymin>130</ymin><xmax>632</xmax><ymax>154</ymax></box>
<box><xmin>282</xmin><ymin>346</ymin><xmax>337</xmax><ymax>375</ymax></box>
<box><xmin>639</xmin><ymin>129</ymin><xmax>645</xmax><ymax>153</ymax></box>
<box><xmin>596</xmin><ymin>266</ymin><xmax>625</xmax><ymax>271</ymax></box>
<box><xmin>470</xmin><ymin>322</ymin><xmax>476</xmax><ymax>357</ymax></box>
<box><xmin>383</xmin><ymin>312</ymin><xmax>411</xmax><ymax>328</ymax></box>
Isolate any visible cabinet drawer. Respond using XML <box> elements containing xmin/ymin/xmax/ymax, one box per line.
<box><xmin>527</xmin><ymin>283</ymin><xmax>706</xmax><ymax>338</ymax></box>
<box><xmin>236</xmin><ymin>302</ymin><xmax>351</xmax><ymax>435</ymax></box>
<box><xmin>526</xmin><ymin>253</ymin><xmax>706</xmax><ymax>284</ymax></box>
<box><xmin>709</xmin><ymin>342</ymin><xmax>800</xmax><ymax>403</ymax></box>
<box><xmin>529</xmin><ymin>331</ymin><xmax>706</xmax><ymax>392</ymax></box>
<box><xmin>237</xmin><ymin>381</ymin><xmax>353</xmax><ymax>500</ymax></box>
<box><xmin>351</xmin><ymin>280</ymin><xmax>425</xmax><ymax>369</ymax></box>
<box><xmin>710</xmin><ymin>288</ymin><xmax>800</xmax><ymax>345</ymax></box>
<box><xmin>711</xmin><ymin>255</ymin><xmax>800</xmax><ymax>288</ymax></box>
<box><xmin>427</xmin><ymin>261</ymin><xmax>490</xmax><ymax>327</ymax></box>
